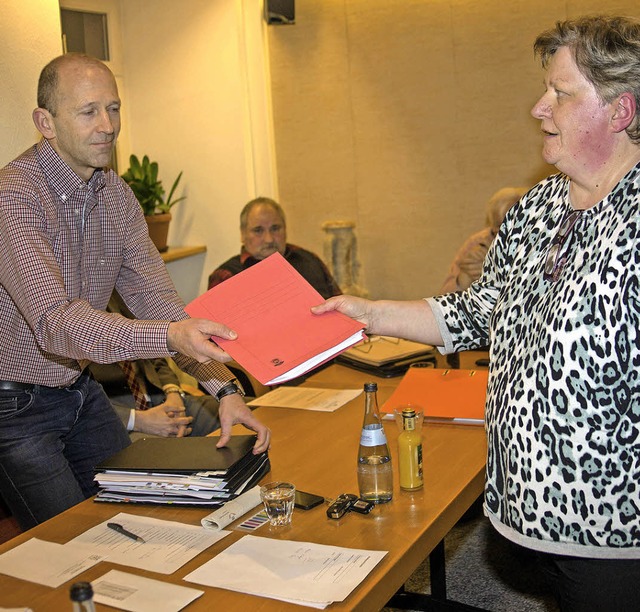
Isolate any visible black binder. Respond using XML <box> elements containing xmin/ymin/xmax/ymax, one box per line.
<box><xmin>94</xmin><ymin>435</ymin><xmax>270</xmax><ymax>507</ymax></box>
<box><xmin>97</xmin><ymin>434</ymin><xmax>259</xmax><ymax>473</ymax></box>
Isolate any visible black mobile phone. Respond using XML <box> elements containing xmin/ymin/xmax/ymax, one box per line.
<box><xmin>294</xmin><ymin>490</ymin><xmax>325</xmax><ymax>510</ymax></box>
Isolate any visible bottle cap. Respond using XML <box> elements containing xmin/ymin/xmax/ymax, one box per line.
<box><xmin>364</xmin><ymin>382</ymin><xmax>378</xmax><ymax>392</ymax></box>
<box><xmin>402</xmin><ymin>407</ymin><xmax>416</xmax><ymax>417</ymax></box>
<box><xmin>70</xmin><ymin>582</ymin><xmax>93</xmax><ymax>602</ymax></box>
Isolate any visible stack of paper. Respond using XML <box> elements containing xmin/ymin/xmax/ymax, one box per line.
<box><xmin>184</xmin><ymin>535</ymin><xmax>387</xmax><ymax>609</ymax></box>
<box><xmin>93</xmin><ymin>435</ymin><xmax>269</xmax><ymax>506</ymax></box>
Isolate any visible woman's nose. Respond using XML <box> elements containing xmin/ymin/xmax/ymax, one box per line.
<box><xmin>531</xmin><ymin>94</ymin><xmax>551</xmax><ymax>119</ymax></box>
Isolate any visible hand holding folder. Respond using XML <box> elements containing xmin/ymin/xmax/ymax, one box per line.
<box><xmin>185</xmin><ymin>253</ymin><xmax>365</xmax><ymax>385</ymax></box>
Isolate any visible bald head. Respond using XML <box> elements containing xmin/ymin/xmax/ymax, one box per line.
<box><xmin>37</xmin><ymin>53</ymin><xmax>114</xmax><ymax>116</ymax></box>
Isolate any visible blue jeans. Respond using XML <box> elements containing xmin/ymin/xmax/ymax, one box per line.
<box><xmin>0</xmin><ymin>374</ymin><xmax>130</xmax><ymax>530</ymax></box>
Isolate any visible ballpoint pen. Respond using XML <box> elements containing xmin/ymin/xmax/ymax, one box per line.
<box><xmin>107</xmin><ymin>522</ymin><xmax>146</xmax><ymax>543</ymax></box>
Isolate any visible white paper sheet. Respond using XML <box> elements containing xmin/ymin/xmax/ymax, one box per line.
<box><xmin>0</xmin><ymin>538</ymin><xmax>105</xmax><ymax>587</ymax></box>
<box><xmin>247</xmin><ymin>387</ymin><xmax>362</xmax><ymax>412</ymax></box>
<box><xmin>92</xmin><ymin>569</ymin><xmax>204</xmax><ymax>612</ymax></box>
<box><xmin>68</xmin><ymin>512</ymin><xmax>230</xmax><ymax>574</ymax></box>
<box><xmin>201</xmin><ymin>486</ymin><xmax>262</xmax><ymax>531</ymax></box>
<box><xmin>184</xmin><ymin>535</ymin><xmax>387</xmax><ymax>607</ymax></box>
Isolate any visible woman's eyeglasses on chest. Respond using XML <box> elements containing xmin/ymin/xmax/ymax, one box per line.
<box><xmin>543</xmin><ymin>210</ymin><xmax>583</xmax><ymax>282</ymax></box>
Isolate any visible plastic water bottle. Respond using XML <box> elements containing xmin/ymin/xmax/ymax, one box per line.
<box><xmin>357</xmin><ymin>382</ymin><xmax>393</xmax><ymax>503</ymax></box>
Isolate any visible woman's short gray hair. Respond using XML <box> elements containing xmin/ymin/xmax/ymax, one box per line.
<box><xmin>534</xmin><ymin>15</ymin><xmax>640</xmax><ymax>143</ymax></box>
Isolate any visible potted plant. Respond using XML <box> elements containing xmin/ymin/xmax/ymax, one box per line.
<box><xmin>121</xmin><ymin>154</ymin><xmax>185</xmax><ymax>252</ymax></box>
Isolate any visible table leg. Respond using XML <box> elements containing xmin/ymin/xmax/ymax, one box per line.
<box><xmin>385</xmin><ymin>538</ymin><xmax>488</xmax><ymax>611</ymax></box>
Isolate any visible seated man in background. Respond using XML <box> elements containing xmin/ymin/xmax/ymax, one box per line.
<box><xmin>440</xmin><ymin>186</ymin><xmax>527</xmax><ymax>293</ymax></box>
<box><xmin>89</xmin><ymin>357</ymin><xmax>220</xmax><ymax>441</ymax></box>
<box><xmin>208</xmin><ymin>197</ymin><xmax>342</xmax><ymax>299</ymax></box>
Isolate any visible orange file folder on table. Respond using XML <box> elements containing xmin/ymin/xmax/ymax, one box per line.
<box><xmin>381</xmin><ymin>367</ymin><xmax>488</xmax><ymax>424</ymax></box>
<box><xmin>185</xmin><ymin>253</ymin><xmax>365</xmax><ymax>385</ymax></box>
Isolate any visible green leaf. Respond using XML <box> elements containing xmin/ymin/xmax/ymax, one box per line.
<box><xmin>120</xmin><ymin>154</ymin><xmax>185</xmax><ymax>216</ymax></box>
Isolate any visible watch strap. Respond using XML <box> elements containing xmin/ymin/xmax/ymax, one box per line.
<box><xmin>215</xmin><ymin>380</ymin><xmax>244</xmax><ymax>401</ymax></box>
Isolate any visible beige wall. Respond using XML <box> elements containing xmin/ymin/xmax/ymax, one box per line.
<box><xmin>118</xmin><ymin>0</ymin><xmax>276</xmax><ymax>301</ymax></box>
<box><xmin>268</xmin><ymin>0</ymin><xmax>640</xmax><ymax>300</ymax></box>
<box><xmin>0</xmin><ymin>0</ymin><xmax>61</xmax><ymax>166</ymax></box>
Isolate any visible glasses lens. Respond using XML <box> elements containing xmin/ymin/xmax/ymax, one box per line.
<box><xmin>544</xmin><ymin>210</ymin><xmax>582</xmax><ymax>282</ymax></box>
<box><xmin>558</xmin><ymin>211</ymin><xmax>581</xmax><ymax>237</ymax></box>
<box><xmin>544</xmin><ymin>243</ymin><xmax>560</xmax><ymax>277</ymax></box>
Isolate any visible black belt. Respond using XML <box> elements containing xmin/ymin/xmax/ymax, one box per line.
<box><xmin>0</xmin><ymin>379</ymin><xmax>77</xmax><ymax>392</ymax></box>
<box><xmin>0</xmin><ymin>381</ymin><xmax>36</xmax><ymax>392</ymax></box>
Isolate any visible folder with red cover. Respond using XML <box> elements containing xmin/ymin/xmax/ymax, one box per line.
<box><xmin>381</xmin><ymin>367</ymin><xmax>488</xmax><ymax>424</ymax></box>
<box><xmin>185</xmin><ymin>253</ymin><xmax>365</xmax><ymax>385</ymax></box>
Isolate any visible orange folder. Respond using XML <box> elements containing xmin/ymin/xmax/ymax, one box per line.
<box><xmin>381</xmin><ymin>367</ymin><xmax>488</xmax><ymax>424</ymax></box>
<box><xmin>185</xmin><ymin>253</ymin><xmax>365</xmax><ymax>385</ymax></box>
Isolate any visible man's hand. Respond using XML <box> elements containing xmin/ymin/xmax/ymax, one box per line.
<box><xmin>133</xmin><ymin>402</ymin><xmax>193</xmax><ymax>437</ymax></box>
<box><xmin>167</xmin><ymin>318</ymin><xmax>238</xmax><ymax>363</ymax></box>
<box><xmin>214</xmin><ymin>393</ymin><xmax>270</xmax><ymax>454</ymax></box>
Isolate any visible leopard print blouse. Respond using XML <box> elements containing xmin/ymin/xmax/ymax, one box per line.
<box><xmin>429</xmin><ymin>163</ymin><xmax>640</xmax><ymax>558</ymax></box>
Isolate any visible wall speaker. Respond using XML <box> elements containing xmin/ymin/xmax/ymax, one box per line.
<box><xmin>264</xmin><ymin>0</ymin><xmax>295</xmax><ymax>25</ymax></box>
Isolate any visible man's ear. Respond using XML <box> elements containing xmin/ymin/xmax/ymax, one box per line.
<box><xmin>32</xmin><ymin>107</ymin><xmax>56</xmax><ymax>139</ymax></box>
<box><xmin>611</xmin><ymin>92</ymin><xmax>637</xmax><ymax>133</ymax></box>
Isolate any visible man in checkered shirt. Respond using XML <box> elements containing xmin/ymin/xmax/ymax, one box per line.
<box><xmin>0</xmin><ymin>53</ymin><xmax>270</xmax><ymax>529</ymax></box>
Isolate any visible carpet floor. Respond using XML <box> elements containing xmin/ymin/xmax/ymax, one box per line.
<box><xmin>384</xmin><ymin>509</ymin><xmax>559</xmax><ymax>612</ymax></box>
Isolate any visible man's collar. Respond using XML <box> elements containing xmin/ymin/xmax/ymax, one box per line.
<box><xmin>37</xmin><ymin>139</ymin><xmax>106</xmax><ymax>200</ymax></box>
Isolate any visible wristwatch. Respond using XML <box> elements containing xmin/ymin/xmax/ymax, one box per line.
<box><xmin>215</xmin><ymin>380</ymin><xmax>244</xmax><ymax>402</ymax></box>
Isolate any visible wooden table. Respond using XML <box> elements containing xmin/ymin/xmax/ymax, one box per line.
<box><xmin>0</xmin><ymin>364</ymin><xmax>487</xmax><ymax>611</ymax></box>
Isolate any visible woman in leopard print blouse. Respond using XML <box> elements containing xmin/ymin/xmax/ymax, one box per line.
<box><xmin>314</xmin><ymin>15</ymin><xmax>640</xmax><ymax>611</ymax></box>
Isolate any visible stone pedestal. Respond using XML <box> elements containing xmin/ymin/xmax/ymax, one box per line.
<box><xmin>322</xmin><ymin>220</ymin><xmax>368</xmax><ymax>297</ymax></box>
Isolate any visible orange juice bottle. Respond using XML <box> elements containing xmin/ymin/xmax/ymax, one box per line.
<box><xmin>398</xmin><ymin>407</ymin><xmax>423</xmax><ymax>490</ymax></box>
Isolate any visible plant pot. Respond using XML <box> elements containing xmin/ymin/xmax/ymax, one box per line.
<box><xmin>145</xmin><ymin>212</ymin><xmax>171</xmax><ymax>252</ymax></box>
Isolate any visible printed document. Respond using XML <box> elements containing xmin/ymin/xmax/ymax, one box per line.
<box><xmin>68</xmin><ymin>512</ymin><xmax>230</xmax><ymax>574</ymax></box>
<box><xmin>0</xmin><ymin>538</ymin><xmax>104</xmax><ymax>587</ymax></box>
<box><xmin>247</xmin><ymin>386</ymin><xmax>362</xmax><ymax>412</ymax></box>
<box><xmin>184</xmin><ymin>534</ymin><xmax>387</xmax><ymax>608</ymax></box>
<box><xmin>92</xmin><ymin>569</ymin><xmax>204</xmax><ymax>612</ymax></box>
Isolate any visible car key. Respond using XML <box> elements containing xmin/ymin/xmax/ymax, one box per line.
<box><xmin>326</xmin><ymin>493</ymin><xmax>358</xmax><ymax>519</ymax></box>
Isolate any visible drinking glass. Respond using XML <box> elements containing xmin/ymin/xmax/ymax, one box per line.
<box><xmin>259</xmin><ymin>482</ymin><xmax>296</xmax><ymax>526</ymax></box>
